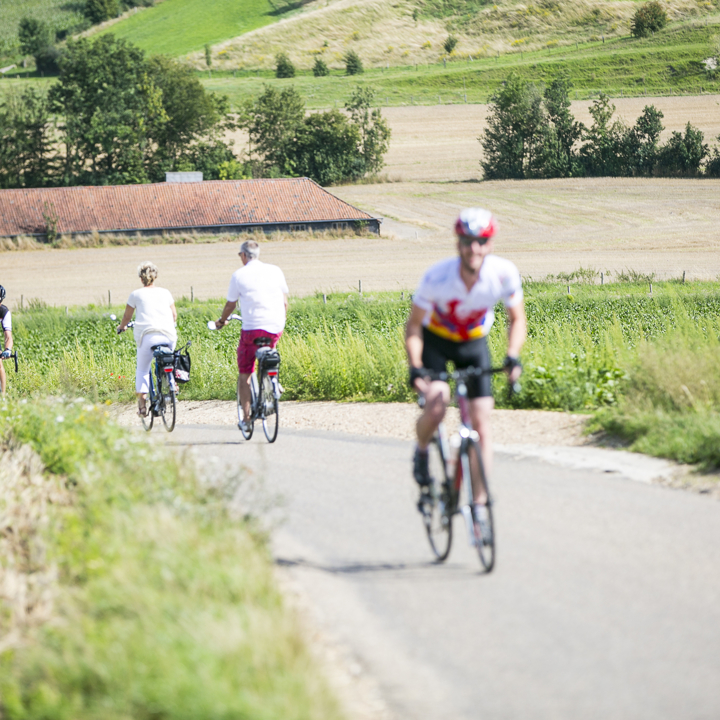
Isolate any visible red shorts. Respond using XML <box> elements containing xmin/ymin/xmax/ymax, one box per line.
<box><xmin>237</xmin><ymin>329</ymin><xmax>282</xmax><ymax>374</ymax></box>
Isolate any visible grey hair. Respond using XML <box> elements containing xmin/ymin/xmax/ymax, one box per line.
<box><xmin>138</xmin><ymin>261</ymin><xmax>158</xmax><ymax>286</ymax></box>
<box><xmin>240</xmin><ymin>240</ymin><xmax>260</xmax><ymax>259</ymax></box>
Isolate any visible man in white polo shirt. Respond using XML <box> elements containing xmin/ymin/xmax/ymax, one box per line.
<box><xmin>215</xmin><ymin>240</ymin><xmax>289</xmax><ymax>432</ymax></box>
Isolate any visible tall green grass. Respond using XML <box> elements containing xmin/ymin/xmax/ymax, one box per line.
<box><xmin>8</xmin><ymin>283</ymin><xmax>720</xmax><ymax>466</ymax></box>
<box><xmin>0</xmin><ymin>398</ymin><xmax>344</xmax><ymax>719</ymax></box>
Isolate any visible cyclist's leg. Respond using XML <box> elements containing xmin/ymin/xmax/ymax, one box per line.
<box><xmin>417</xmin><ymin>328</ymin><xmax>454</xmax><ymax>447</ymax></box>
<box><xmin>237</xmin><ymin>331</ymin><xmax>257</xmax><ymax>423</ymax></box>
<box><xmin>135</xmin><ymin>336</ymin><xmax>154</xmax><ymax>415</ymax></box>
<box><xmin>0</xmin><ymin>359</ymin><xmax>6</xmax><ymax>396</ymax></box>
<box><xmin>459</xmin><ymin>336</ymin><xmax>493</xmax><ymax>504</ymax></box>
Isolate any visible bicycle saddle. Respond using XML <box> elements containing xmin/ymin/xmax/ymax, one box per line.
<box><xmin>151</xmin><ymin>343</ymin><xmax>172</xmax><ymax>351</ymax></box>
<box><xmin>253</xmin><ymin>337</ymin><xmax>272</xmax><ymax>347</ymax></box>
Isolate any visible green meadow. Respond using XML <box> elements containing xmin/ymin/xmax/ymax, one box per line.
<box><xmin>96</xmin><ymin>0</ymin><xmax>296</xmax><ymax>58</ymax></box>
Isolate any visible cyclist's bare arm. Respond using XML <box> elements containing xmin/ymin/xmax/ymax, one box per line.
<box><xmin>215</xmin><ymin>300</ymin><xmax>238</xmax><ymax>329</ymax></box>
<box><xmin>405</xmin><ymin>303</ymin><xmax>430</xmax><ymax>394</ymax></box>
<box><xmin>283</xmin><ymin>293</ymin><xmax>288</xmax><ymax>314</ymax></box>
<box><xmin>170</xmin><ymin>302</ymin><xmax>177</xmax><ymax>323</ymax></box>
<box><xmin>505</xmin><ymin>302</ymin><xmax>527</xmax><ymax>382</ymax></box>
<box><xmin>117</xmin><ymin>304</ymin><xmax>134</xmax><ymax>333</ymax></box>
<box><xmin>3</xmin><ymin>329</ymin><xmax>12</xmax><ymax>352</ymax></box>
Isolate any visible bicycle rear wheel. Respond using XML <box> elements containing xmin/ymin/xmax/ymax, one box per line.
<box><xmin>261</xmin><ymin>373</ymin><xmax>279</xmax><ymax>443</ymax></box>
<box><xmin>237</xmin><ymin>374</ymin><xmax>256</xmax><ymax>440</ymax></box>
<box><xmin>159</xmin><ymin>372</ymin><xmax>176</xmax><ymax>432</ymax></box>
<box><xmin>465</xmin><ymin>439</ymin><xmax>495</xmax><ymax>572</ymax></box>
<box><xmin>423</xmin><ymin>437</ymin><xmax>453</xmax><ymax>562</ymax></box>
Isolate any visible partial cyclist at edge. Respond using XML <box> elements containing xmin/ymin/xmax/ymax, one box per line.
<box><xmin>116</xmin><ymin>262</ymin><xmax>178</xmax><ymax>418</ymax></box>
<box><xmin>0</xmin><ymin>285</ymin><xmax>14</xmax><ymax>397</ymax></box>
<box><xmin>214</xmin><ymin>240</ymin><xmax>289</xmax><ymax>434</ymax></box>
<box><xmin>406</xmin><ymin>208</ymin><xmax>527</xmax><ymax>536</ymax></box>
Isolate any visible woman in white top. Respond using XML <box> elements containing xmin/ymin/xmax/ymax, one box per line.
<box><xmin>117</xmin><ymin>261</ymin><xmax>177</xmax><ymax>417</ymax></box>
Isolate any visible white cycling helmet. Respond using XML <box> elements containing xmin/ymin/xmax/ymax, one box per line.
<box><xmin>454</xmin><ymin>208</ymin><xmax>497</xmax><ymax>241</ymax></box>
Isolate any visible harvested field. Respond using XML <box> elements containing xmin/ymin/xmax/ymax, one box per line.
<box><xmin>3</xmin><ymin>101</ymin><xmax>720</xmax><ymax>307</ymax></box>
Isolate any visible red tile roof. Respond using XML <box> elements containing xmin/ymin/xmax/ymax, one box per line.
<box><xmin>0</xmin><ymin>178</ymin><xmax>377</xmax><ymax>237</ymax></box>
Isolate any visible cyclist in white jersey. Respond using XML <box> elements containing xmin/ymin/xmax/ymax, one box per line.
<box><xmin>0</xmin><ymin>285</ymin><xmax>13</xmax><ymax>397</ymax></box>
<box><xmin>405</xmin><ymin>208</ymin><xmax>527</xmax><ymax>524</ymax></box>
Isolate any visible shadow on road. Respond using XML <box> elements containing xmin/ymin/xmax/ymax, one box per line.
<box><xmin>276</xmin><ymin>556</ymin><xmax>481</xmax><ymax>579</ymax></box>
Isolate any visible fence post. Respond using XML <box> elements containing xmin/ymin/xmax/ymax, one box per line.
<box><xmin>601</xmin><ymin>272</ymin><xmax>604</xmax><ymax>285</ymax></box>
<box><xmin>108</xmin><ymin>290</ymin><xmax>111</xmax><ymax>307</ymax></box>
<box><xmin>323</xmin><ymin>294</ymin><xmax>327</xmax><ymax>304</ymax></box>
<box><xmin>191</xmin><ymin>286</ymin><xmax>194</xmax><ymax>302</ymax></box>
<box><xmin>359</xmin><ymin>280</ymin><xmax>362</xmax><ymax>295</ymax></box>
<box><xmin>683</xmin><ymin>270</ymin><xmax>686</xmax><ymax>283</ymax></box>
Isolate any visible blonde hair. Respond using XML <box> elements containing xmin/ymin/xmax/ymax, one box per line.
<box><xmin>138</xmin><ymin>261</ymin><xmax>158</xmax><ymax>286</ymax></box>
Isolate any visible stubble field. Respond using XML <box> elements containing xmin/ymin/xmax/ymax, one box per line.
<box><xmin>2</xmin><ymin>97</ymin><xmax>720</xmax><ymax>307</ymax></box>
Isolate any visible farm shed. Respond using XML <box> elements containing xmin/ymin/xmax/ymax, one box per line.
<box><xmin>0</xmin><ymin>177</ymin><xmax>381</xmax><ymax>239</ymax></box>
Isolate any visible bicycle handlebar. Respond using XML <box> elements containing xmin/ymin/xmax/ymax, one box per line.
<box><xmin>207</xmin><ymin>314</ymin><xmax>241</xmax><ymax>331</ymax></box>
<box><xmin>417</xmin><ymin>365</ymin><xmax>521</xmax><ymax>395</ymax></box>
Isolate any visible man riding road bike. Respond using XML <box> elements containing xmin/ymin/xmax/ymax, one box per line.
<box><xmin>406</xmin><ymin>208</ymin><xmax>527</xmax><ymax>538</ymax></box>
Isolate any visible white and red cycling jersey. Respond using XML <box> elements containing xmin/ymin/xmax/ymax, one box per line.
<box><xmin>413</xmin><ymin>255</ymin><xmax>523</xmax><ymax>342</ymax></box>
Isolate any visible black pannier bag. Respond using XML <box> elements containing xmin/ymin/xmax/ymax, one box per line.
<box><xmin>174</xmin><ymin>347</ymin><xmax>191</xmax><ymax>383</ymax></box>
<box><xmin>256</xmin><ymin>347</ymin><xmax>280</xmax><ymax>370</ymax></box>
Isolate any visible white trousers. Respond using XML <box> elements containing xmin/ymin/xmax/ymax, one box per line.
<box><xmin>136</xmin><ymin>333</ymin><xmax>175</xmax><ymax>393</ymax></box>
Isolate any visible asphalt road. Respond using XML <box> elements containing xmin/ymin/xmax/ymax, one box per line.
<box><xmin>168</xmin><ymin>424</ymin><xmax>720</xmax><ymax>720</ymax></box>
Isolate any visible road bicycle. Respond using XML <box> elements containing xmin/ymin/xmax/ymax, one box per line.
<box><xmin>207</xmin><ymin>314</ymin><xmax>282</xmax><ymax>443</ymax></box>
<box><xmin>123</xmin><ymin>321</ymin><xmax>189</xmax><ymax>433</ymax></box>
<box><xmin>417</xmin><ymin>366</ymin><xmax>515</xmax><ymax>572</ymax></box>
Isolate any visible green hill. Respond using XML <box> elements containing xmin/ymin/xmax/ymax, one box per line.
<box><xmin>95</xmin><ymin>0</ymin><xmax>309</xmax><ymax>58</ymax></box>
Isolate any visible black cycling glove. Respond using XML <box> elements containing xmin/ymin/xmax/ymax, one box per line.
<box><xmin>503</xmin><ymin>355</ymin><xmax>523</xmax><ymax>372</ymax></box>
<box><xmin>409</xmin><ymin>366</ymin><xmax>428</xmax><ymax>388</ymax></box>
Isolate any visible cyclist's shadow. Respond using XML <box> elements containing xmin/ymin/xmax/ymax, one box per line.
<box><xmin>275</xmin><ymin>557</ymin><xmax>480</xmax><ymax>578</ymax></box>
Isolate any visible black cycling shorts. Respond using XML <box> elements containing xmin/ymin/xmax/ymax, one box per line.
<box><xmin>421</xmin><ymin>327</ymin><xmax>492</xmax><ymax>399</ymax></box>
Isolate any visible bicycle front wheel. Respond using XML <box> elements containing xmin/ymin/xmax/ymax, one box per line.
<box><xmin>423</xmin><ymin>437</ymin><xmax>453</xmax><ymax>562</ymax></box>
<box><xmin>159</xmin><ymin>372</ymin><xmax>176</xmax><ymax>432</ymax></box>
<box><xmin>237</xmin><ymin>374</ymin><xmax>256</xmax><ymax>440</ymax></box>
<box><xmin>261</xmin><ymin>373</ymin><xmax>279</xmax><ymax>443</ymax></box>
<box><xmin>465</xmin><ymin>439</ymin><xmax>495</xmax><ymax>572</ymax></box>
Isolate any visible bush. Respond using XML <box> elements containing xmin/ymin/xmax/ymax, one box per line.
<box><xmin>344</xmin><ymin>49</ymin><xmax>363</xmax><ymax>75</ymax></box>
<box><xmin>35</xmin><ymin>44</ymin><xmax>62</xmax><ymax>74</ymax></box>
<box><xmin>275</xmin><ymin>52</ymin><xmax>295</xmax><ymax>78</ymax></box>
<box><xmin>18</xmin><ymin>17</ymin><xmax>53</xmax><ymax>58</ymax></box>
<box><xmin>312</xmin><ymin>57</ymin><xmax>329</xmax><ymax>77</ymax></box>
<box><xmin>706</xmin><ymin>144</ymin><xmax>720</xmax><ymax>177</ymax></box>
<box><xmin>443</xmin><ymin>35</ymin><xmax>458</xmax><ymax>54</ymax></box>
<box><xmin>204</xmin><ymin>43</ymin><xmax>212</xmax><ymax>68</ymax></box>
<box><xmin>656</xmin><ymin>123</ymin><xmax>707</xmax><ymax>176</ymax></box>
<box><xmin>84</xmin><ymin>0</ymin><xmax>119</xmax><ymax>23</ymax></box>
<box><xmin>631</xmin><ymin>1</ymin><xmax>667</xmax><ymax>38</ymax></box>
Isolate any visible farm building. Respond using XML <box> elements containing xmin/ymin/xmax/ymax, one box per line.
<box><xmin>0</xmin><ymin>177</ymin><xmax>381</xmax><ymax>239</ymax></box>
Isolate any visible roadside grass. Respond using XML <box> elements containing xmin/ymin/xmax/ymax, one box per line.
<box><xmin>7</xmin><ymin>280</ymin><xmax>720</xmax><ymax>468</ymax></box>
<box><xmin>0</xmin><ymin>398</ymin><xmax>344</xmax><ymax>719</ymax></box>
<box><xmin>93</xmin><ymin>0</ymin><xmax>298</xmax><ymax>58</ymax></box>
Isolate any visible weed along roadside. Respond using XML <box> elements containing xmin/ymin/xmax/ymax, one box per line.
<box><xmin>0</xmin><ymin>398</ymin><xmax>345</xmax><ymax>719</ymax></box>
<box><xmin>5</xmin><ymin>280</ymin><xmax>720</xmax><ymax>470</ymax></box>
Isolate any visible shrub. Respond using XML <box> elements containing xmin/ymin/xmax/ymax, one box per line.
<box><xmin>275</xmin><ymin>52</ymin><xmax>295</xmax><ymax>78</ymax></box>
<box><xmin>631</xmin><ymin>1</ymin><xmax>667</xmax><ymax>38</ymax></box>
<box><xmin>656</xmin><ymin>123</ymin><xmax>707</xmax><ymax>176</ymax></box>
<box><xmin>18</xmin><ymin>17</ymin><xmax>53</xmax><ymax>58</ymax></box>
<box><xmin>312</xmin><ymin>57</ymin><xmax>329</xmax><ymax>77</ymax></box>
<box><xmin>344</xmin><ymin>49</ymin><xmax>363</xmax><ymax>75</ymax></box>
<box><xmin>204</xmin><ymin>43</ymin><xmax>212</xmax><ymax>68</ymax></box>
<box><xmin>35</xmin><ymin>44</ymin><xmax>62</xmax><ymax>74</ymax></box>
<box><xmin>84</xmin><ymin>0</ymin><xmax>119</xmax><ymax>24</ymax></box>
<box><xmin>706</xmin><ymin>143</ymin><xmax>720</xmax><ymax>177</ymax></box>
<box><xmin>443</xmin><ymin>35</ymin><xmax>458</xmax><ymax>54</ymax></box>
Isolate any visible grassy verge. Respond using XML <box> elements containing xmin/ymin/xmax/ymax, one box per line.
<box><xmin>0</xmin><ymin>398</ymin><xmax>344</xmax><ymax>719</ymax></box>
<box><xmin>0</xmin><ymin>227</ymin><xmax>373</xmax><ymax>253</ymax></box>
<box><xmin>7</xmin><ymin>280</ymin><xmax>720</xmax><ymax>467</ymax></box>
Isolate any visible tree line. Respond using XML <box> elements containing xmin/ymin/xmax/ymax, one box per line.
<box><xmin>0</xmin><ymin>36</ymin><xmax>391</xmax><ymax>190</ymax></box>
<box><xmin>481</xmin><ymin>73</ymin><xmax>720</xmax><ymax>180</ymax></box>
